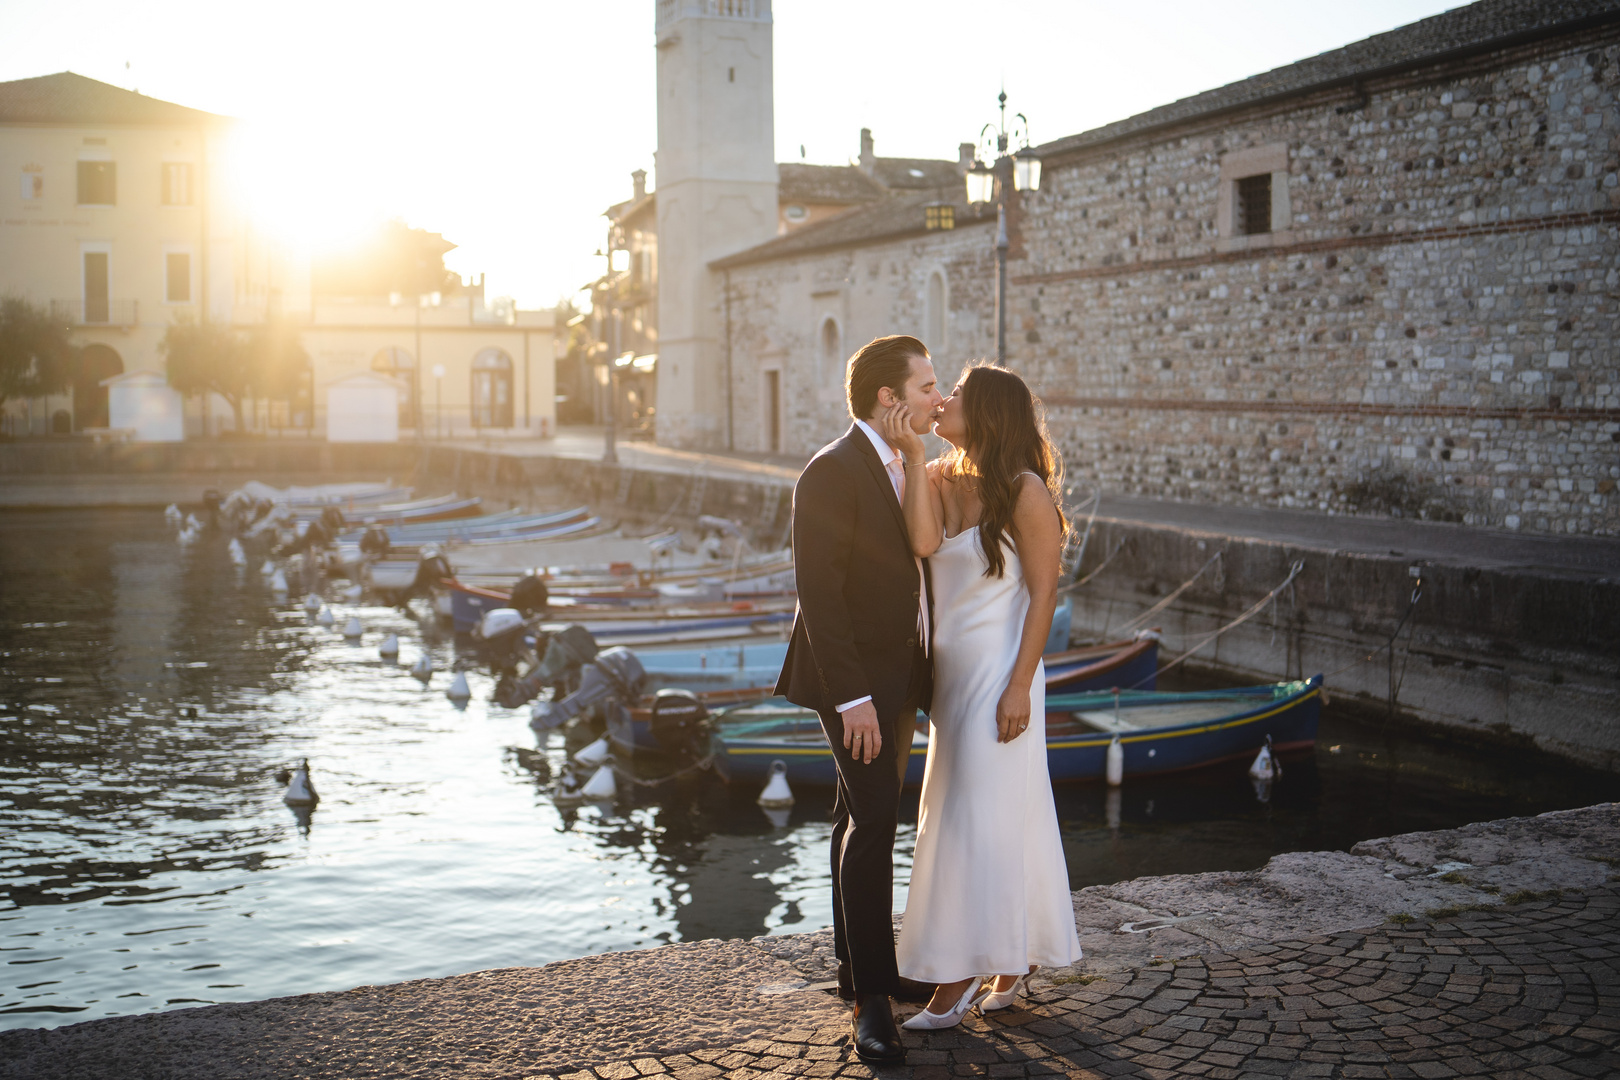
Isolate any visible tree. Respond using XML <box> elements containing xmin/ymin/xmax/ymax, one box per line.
<box><xmin>161</xmin><ymin>318</ymin><xmax>309</xmax><ymax>433</ymax></box>
<box><xmin>0</xmin><ymin>297</ymin><xmax>76</xmax><ymax>411</ymax></box>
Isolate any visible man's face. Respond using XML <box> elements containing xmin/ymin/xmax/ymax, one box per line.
<box><xmin>880</xmin><ymin>354</ymin><xmax>944</xmax><ymax>433</ymax></box>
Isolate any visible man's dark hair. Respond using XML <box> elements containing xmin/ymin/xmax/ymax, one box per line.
<box><xmin>846</xmin><ymin>335</ymin><xmax>929</xmax><ymax>420</ymax></box>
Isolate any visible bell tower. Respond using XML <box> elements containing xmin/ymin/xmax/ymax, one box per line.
<box><xmin>654</xmin><ymin>0</ymin><xmax>778</xmax><ymax>449</ymax></box>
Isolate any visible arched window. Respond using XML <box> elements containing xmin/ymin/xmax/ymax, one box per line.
<box><xmin>819</xmin><ymin>317</ymin><xmax>840</xmax><ymax>387</ymax></box>
<box><xmin>924</xmin><ymin>270</ymin><xmax>947</xmax><ymax>354</ymax></box>
<box><xmin>471</xmin><ymin>348</ymin><xmax>514</xmax><ymax>428</ymax></box>
<box><xmin>371</xmin><ymin>347</ymin><xmax>416</xmax><ymax>426</ymax></box>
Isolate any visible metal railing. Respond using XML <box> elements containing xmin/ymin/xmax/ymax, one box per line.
<box><xmin>50</xmin><ymin>298</ymin><xmax>139</xmax><ymax>328</ymax></box>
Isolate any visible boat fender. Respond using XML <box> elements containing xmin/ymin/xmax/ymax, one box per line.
<box><xmin>574</xmin><ymin>736</ymin><xmax>610</xmax><ymax>768</ymax></box>
<box><xmin>580</xmin><ymin>762</ymin><xmax>617</xmax><ymax>801</ymax></box>
<box><xmin>446</xmin><ymin>671</ymin><xmax>472</xmax><ymax>701</ymax></box>
<box><xmin>1106</xmin><ymin>735</ymin><xmax>1124</xmax><ymax>787</ymax></box>
<box><xmin>282</xmin><ymin>759</ymin><xmax>319</xmax><ymax>807</ymax></box>
<box><xmin>1247</xmin><ymin>735</ymin><xmax>1280</xmax><ymax>781</ymax></box>
<box><xmin>758</xmin><ymin>760</ymin><xmax>794</xmax><ymax>809</ymax></box>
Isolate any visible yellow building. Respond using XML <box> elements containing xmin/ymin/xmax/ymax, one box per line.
<box><xmin>0</xmin><ymin>73</ymin><xmax>554</xmax><ymax>440</ymax></box>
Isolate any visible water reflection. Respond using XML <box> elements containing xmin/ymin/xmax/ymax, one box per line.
<box><xmin>2</xmin><ymin>509</ymin><xmax>1617</xmax><ymax>1030</ymax></box>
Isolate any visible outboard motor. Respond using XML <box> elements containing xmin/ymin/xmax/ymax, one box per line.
<box><xmin>508</xmin><ymin>574</ymin><xmax>550</xmax><ymax>617</ymax></box>
<box><xmin>319</xmin><ymin>505</ymin><xmax>346</xmax><ymax>536</ymax></box>
<box><xmin>201</xmin><ymin>489</ymin><xmax>223</xmax><ymax>530</ymax></box>
<box><xmin>471</xmin><ymin>607</ymin><xmax>532</xmax><ymax>677</ymax></box>
<box><xmin>648</xmin><ymin>688</ymin><xmax>710</xmax><ymax>759</ymax></box>
<box><xmin>409</xmin><ymin>547</ymin><xmax>454</xmax><ymax>598</ymax></box>
<box><xmin>528</xmin><ymin>647</ymin><xmax>647</xmax><ymax>733</ymax></box>
<box><xmin>495</xmin><ymin>624</ymin><xmax>599</xmax><ymax>709</ymax></box>
<box><xmin>359</xmin><ymin>525</ymin><xmax>392</xmax><ymax>558</ymax></box>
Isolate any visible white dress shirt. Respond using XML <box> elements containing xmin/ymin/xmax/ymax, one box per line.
<box><xmin>837</xmin><ymin>420</ymin><xmax>930</xmax><ymax>715</ymax></box>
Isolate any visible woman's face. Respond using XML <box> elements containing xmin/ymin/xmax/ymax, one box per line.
<box><xmin>934</xmin><ymin>378</ymin><xmax>968</xmax><ymax>447</ymax></box>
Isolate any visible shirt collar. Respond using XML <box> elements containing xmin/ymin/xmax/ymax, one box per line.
<box><xmin>853</xmin><ymin>418</ymin><xmax>898</xmax><ymax>467</ymax></box>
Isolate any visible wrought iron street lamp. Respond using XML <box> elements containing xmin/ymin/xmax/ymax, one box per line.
<box><xmin>965</xmin><ymin>90</ymin><xmax>1040</xmax><ymax>365</ymax></box>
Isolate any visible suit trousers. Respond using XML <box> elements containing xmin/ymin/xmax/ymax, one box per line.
<box><xmin>818</xmin><ymin>645</ymin><xmax>931</xmax><ymax>998</ymax></box>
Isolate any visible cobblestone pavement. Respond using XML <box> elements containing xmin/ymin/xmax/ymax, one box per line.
<box><xmin>563</xmin><ymin>885</ymin><xmax>1619</xmax><ymax>1080</ymax></box>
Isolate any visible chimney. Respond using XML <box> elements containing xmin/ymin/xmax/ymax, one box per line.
<box><xmin>958</xmin><ymin>142</ymin><xmax>976</xmax><ymax>172</ymax></box>
<box><xmin>858</xmin><ymin>128</ymin><xmax>875</xmax><ymax>175</ymax></box>
<box><xmin>632</xmin><ymin>169</ymin><xmax>647</xmax><ymax>200</ymax></box>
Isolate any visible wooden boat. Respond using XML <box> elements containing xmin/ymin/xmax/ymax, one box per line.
<box><xmin>539</xmin><ymin>608</ymin><xmax>794</xmax><ymax>648</ymax></box>
<box><xmin>707</xmin><ymin>676</ymin><xmax>1323</xmax><ymax>787</ymax></box>
<box><xmin>343</xmin><ymin>506</ymin><xmax>589</xmax><ymax>543</ymax></box>
<box><xmin>337</xmin><ymin>495</ymin><xmax>487</xmax><ymax>526</ymax></box>
<box><xmin>606</xmin><ymin>637</ymin><xmax>1164</xmax><ymax>755</ymax></box>
<box><xmin>1045</xmin><ymin>633</ymin><xmax>1159</xmax><ymax>693</ymax></box>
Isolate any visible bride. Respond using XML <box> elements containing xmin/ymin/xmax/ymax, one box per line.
<box><xmin>881</xmin><ymin>362</ymin><xmax>1083</xmax><ymax>1028</ymax></box>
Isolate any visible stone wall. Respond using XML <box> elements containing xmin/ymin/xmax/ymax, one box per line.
<box><xmin>1012</xmin><ymin>34</ymin><xmax>1620</xmax><ymax>535</ymax></box>
<box><xmin>722</xmin><ymin>221</ymin><xmax>998</xmax><ymax>456</ymax></box>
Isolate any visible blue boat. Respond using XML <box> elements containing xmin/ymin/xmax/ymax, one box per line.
<box><xmin>708</xmin><ymin>676</ymin><xmax>1323</xmax><ymax>787</ymax></box>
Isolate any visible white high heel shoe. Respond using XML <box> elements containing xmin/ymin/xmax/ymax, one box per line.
<box><xmin>900</xmin><ymin>977</ymin><xmax>985</xmax><ymax>1030</ymax></box>
<box><xmin>979</xmin><ymin>969</ymin><xmax>1035</xmax><ymax>1011</ymax></box>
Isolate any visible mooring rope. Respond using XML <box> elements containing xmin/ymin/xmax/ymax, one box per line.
<box><xmin>1323</xmin><ymin>572</ymin><xmax>1424</xmax><ymax>681</ymax></box>
<box><xmin>1059</xmin><ymin>537</ymin><xmax>1128</xmax><ymax>595</ymax></box>
<box><xmin>1135</xmin><ymin>559</ymin><xmax>1308</xmax><ymax>685</ymax></box>
<box><xmin>1116</xmin><ymin>550</ymin><xmax>1224</xmax><ymax>635</ymax></box>
<box><xmin>1059</xmin><ymin>490</ymin><xmax>1101</xmax><ymax>587</ymax></box>
<box><xmin>608</xmin><ymin>753</ymin><xmax>721</xmax><ymax>788</ymax></box>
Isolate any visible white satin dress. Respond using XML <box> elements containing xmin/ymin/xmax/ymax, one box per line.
<box><xmin>896</xmin><ymin>524</ymin><xmax>1083</xmax><ymax>983</ymax></box>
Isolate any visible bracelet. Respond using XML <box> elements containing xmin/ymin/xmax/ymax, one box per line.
<box><xmin>903</xmin><ymin>459</ymin><xmax>926</xmax><ymax>468</ymax></box>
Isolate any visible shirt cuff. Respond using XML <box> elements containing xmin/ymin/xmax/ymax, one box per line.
<box><xmin>836</xmin><ymin>695</ymin><xmax>873</xmax><ymax>714</ymax></box>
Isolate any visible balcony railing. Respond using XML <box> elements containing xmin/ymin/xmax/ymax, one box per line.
<box><xmin>51</xmin><ymin>299</ymin><xmax>139</xmax><ymax>328</ymax></box>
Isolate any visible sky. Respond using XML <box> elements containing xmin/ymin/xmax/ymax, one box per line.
<box><xmin>1</xmin><ymin>0</ymin><xmax>1464</xmax><ymax>310</ymax></box>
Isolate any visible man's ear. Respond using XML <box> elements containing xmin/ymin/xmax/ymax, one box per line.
<box><xmin>877</xmin><ymin>386</ymin><xmax>895</xmax><ymax>408</ymax></box>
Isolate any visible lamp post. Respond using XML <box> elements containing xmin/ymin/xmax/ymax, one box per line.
<box><xmin>432</xmin><ymin>364</ymin><xmax>445</xmax><ymax>439</ymax></box>
<box><xmin>392</xmin><ymin>290</ymin><xmax>441</xmax><ymax>437</ymax></box>
<box><xmin>965</xmin><ymin>90</ymin><xmax>1041</xmax><ymax>366</ymax></box>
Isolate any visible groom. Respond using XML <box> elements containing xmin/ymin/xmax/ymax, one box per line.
<box><xmin>776</xmin><ymin>334</ymin><xmax>944</xmax><ymax>1066</ymax></box>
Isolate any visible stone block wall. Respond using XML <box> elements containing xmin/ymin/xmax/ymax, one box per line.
<box><xmin>722</xmin><ymin>222</ymin><xmax>998</xmax><ymax>456</ymax></box>
<box><xmin>1012</xmin><ymin>35</ymin><xmax>1620</xmax><ymax>535</ymax></box>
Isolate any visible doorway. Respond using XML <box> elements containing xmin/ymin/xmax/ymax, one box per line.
<box><xmin>74</xmin><ymin>343</ymin><xmax>123</xmax><ymax>429</ymax></box>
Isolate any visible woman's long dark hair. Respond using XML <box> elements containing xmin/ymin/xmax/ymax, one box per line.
<box><xmin>942</xmin><ymin>363</ymin><xmax>1068</xmax><ymax>578</ymax></box>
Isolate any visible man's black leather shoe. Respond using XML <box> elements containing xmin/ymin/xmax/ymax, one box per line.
<box><xmin>894</xmin><ymin>976</ymin><xmax>936</xmax><ymax>1004</ymax></box>
<box><xmin>851</xmin><ymin>994</ymin><xmax>906</xmax><ymax>1066</ymax></box>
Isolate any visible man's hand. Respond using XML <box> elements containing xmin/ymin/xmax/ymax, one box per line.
<box><xmin>996</xmin><ymin>683</ymin><xmax>1032</xmax><ymax>743</ymax></box>
<box><xmin>840</xmin><ymin>700</ymin><xmax>883</xmax><ymax>764</ymax></box>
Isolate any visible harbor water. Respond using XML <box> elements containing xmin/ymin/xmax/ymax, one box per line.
<box><xmin>3</xmin><ymin>508</ymin><xmax>1617</xmax><ymax>1030</ymax></box>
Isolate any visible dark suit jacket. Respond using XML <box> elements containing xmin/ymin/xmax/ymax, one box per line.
<box><xmin>774</xmin><ymin>425</ymin><xmax>932</xmax><ymax>720</ymax></box>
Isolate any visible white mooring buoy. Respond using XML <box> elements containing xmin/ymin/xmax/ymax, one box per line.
<box><xmin>379</xmin><ymin>633</ymin><xmax>399</xmax><ymax>659</ymax></box>
<box><xmin>342</xmin><ymin>616</ymin><xmax>364</xmax><ymax>639</ymax></box>
<box><xmin>1106</xmin><ymin>734</ymin><xmax>1124</xmax><ymax>787</ymax></box>
<box><xmin>164</xmin><ymin>503</ymin><xmax>183</xmax><ymax>527</ymax></box>
<box><xmin>573</xmin><ymin>737</ymin><xmax>610</xmax><ymax>769</ymax></box>
<box><xmin>303</xmin><ymin>592</ymin><xmax>323</xmax><ymax>613</ymax></box>
<box><xmin>282</xmin><ymin>759</ymin><xmax>319</xmax><ymax>807</ymax></box>
<box><xmin>315</xmin><ymin>606</ymin><xmax>335</xmax><ymax>628</ymax></box>
<box><xmin>757</xmin><ymin>759</ymin><xmax>795</xmax><ymax>809</ymax></box>
<box><xmin>228</xmin><ymin>538</ymin><xmax>247</xmax><ymax>567</ymax></box>
<box><xmin>580</xmin><ymin>762</ymin><xmax>617</xmax><ymax>801</ymax></box>
<box><xmin>1248</xmin><ymin>735</ymin><xmax>1280</xmax><ymax>781</ymax></box>
<box><xmin>341</xmin><ymin>584</ymin><xmax>364</xmax><ymax>603</ymax></box>
<box><xmin>411</xmin><ymin>653</ymin><xmax>433</xmax><ymax>683</ymax></box>
<box><xmin>269</xmin><ymin>569</ymin><xmax>290</xmax><ymax>595</ymax></box>
<box><xmin>446</xmin><ymin>671</ymin><xmax>471</xmax><ymax>701</ymax></box>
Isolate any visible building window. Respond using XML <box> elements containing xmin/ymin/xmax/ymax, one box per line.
<box><xmin>925</xmin><ymin>271</ymin><xmax>946</xmax><ymax>351</ymax></box>
<box><xmin>820</xmin><ymin>317</ymin><xmax>840</xmax><ymax>387</ymax></box>
<box><xmin>162</xmin><ymin>163</ymin><xmax>193</xmax><ymax>206</ymax></box>
<box><xmin>471</xmin><ymin>348</ymin><xmax>514</xmax><ymax>428</ymax></box>
<box><xmin>20</xmin><ymin>169</ymin><xmax>42</xmax><ymax>201</ymax></box>
<box><xmin>77</xmin><ymin>161</ymin><xmax>116</xmax><ymax>205</ymax></box>
<box><xmin>783</xmin><ymin>204</ymin><xmax>807</xmax><ymax>223</ymax></box>
<box><xmin>166</xmin><ymin>253</ymin><xmax>191</xmax><ymax>302</ymax></box>
<box><xmin>1237</xmin><ymin>174</ymin><xmax>1272</xmax><ymax>235</ymax></box>
<box><xmin>763</xmin><ymin>369</ymin><xmax>781</xmax><ymax>453</ymax></box>
<box><xmin>83</xmin><ymin>251</ymin><xmax>110</xmax><ymax>323</ymax></box>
